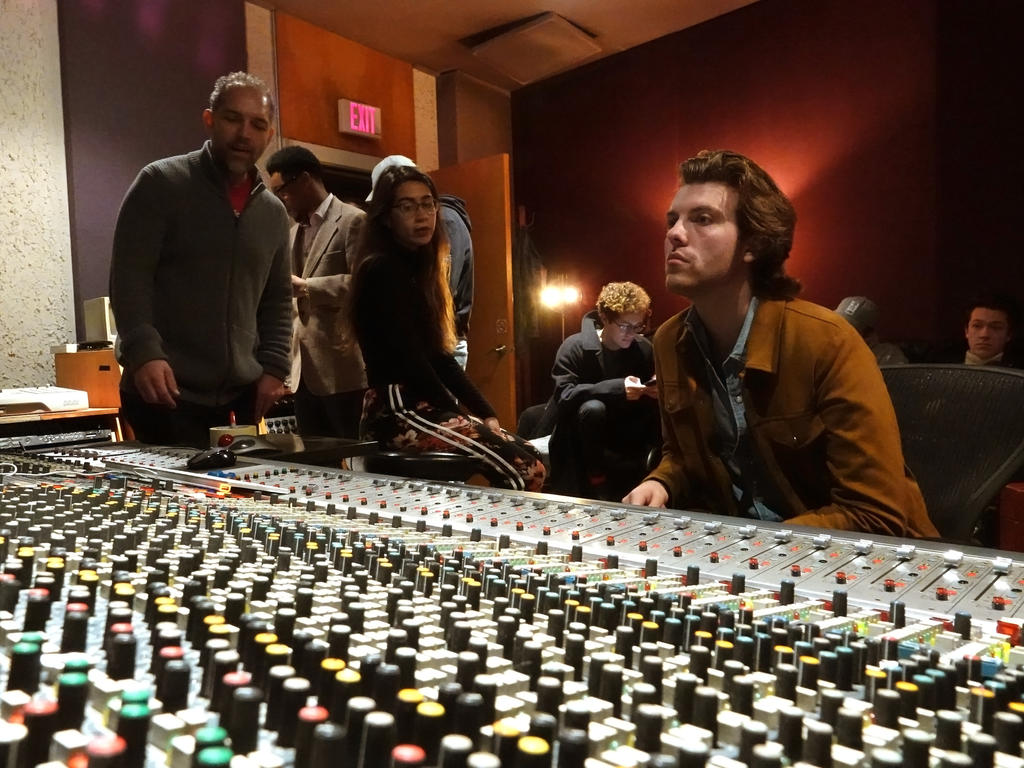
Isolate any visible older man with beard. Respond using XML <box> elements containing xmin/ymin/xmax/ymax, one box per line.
<box><xmin>111</xmin><ymin>72</ymin><xmax>292</xmax><ymax>448</ymax></box>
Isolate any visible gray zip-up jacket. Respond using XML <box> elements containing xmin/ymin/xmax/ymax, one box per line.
<box><xmin>110</xmin><ymin>141</ymin><xmax>292</xmax><ymax>406</ymax></box>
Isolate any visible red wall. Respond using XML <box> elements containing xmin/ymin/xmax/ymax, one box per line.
<box><xmin>933</xmin><ymin>0</ymin><xmax>1024</xmax><ymax>340</ymax></box>
<box><xmin>513</xmin><ymin>0</ymin><xmax>1022</xmax><ymax>401</ymax></box>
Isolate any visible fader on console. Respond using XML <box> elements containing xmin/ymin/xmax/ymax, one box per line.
<box><xmin>1</xmin><ymin>443</ymin><xmax>1024</xmax><ymax>768</ymax></box>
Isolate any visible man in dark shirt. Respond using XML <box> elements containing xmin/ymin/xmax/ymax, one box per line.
<box><xmin>110</xmin><ymin>72</ymin><xmax>291</xmax><ymax>447</ymax></box>
<box><xmin>963</xmin><ymin>293</ymin><xmax>1020</xmax><ymax>367</ymax></box>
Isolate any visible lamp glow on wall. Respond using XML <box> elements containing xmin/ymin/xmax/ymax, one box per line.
<box><xmin>540</xmin><ymin>278</ymin><xmax>581</xmax><ymax>340</ymax></box>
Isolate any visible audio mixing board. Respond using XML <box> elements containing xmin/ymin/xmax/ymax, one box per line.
<box><xmin>1</xmin><ymin>441</ymin><xmax>1023</xmax><ymax>768</ymax></box>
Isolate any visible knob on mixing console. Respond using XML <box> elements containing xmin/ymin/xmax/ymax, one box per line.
<box><xmin>4</xmin><ymin>443</ymin><xmax>1024</xmax><ymax>767</ymax></box>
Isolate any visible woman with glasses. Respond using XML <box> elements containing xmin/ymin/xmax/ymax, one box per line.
<box><xmin>350</xmin><ymin>165</ymin><xmax>545</xmax><ymax>491</ymax></box>
<box><xmin>545</xmin><ymin>281</ymin><xmax>660</xmax><ymax>500</ymax></box>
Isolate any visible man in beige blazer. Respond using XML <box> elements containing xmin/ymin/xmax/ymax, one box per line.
<box><xmin>266</xmin><ymin>146</ymin><xmax>367</xmax><ymax>438</ymax></box>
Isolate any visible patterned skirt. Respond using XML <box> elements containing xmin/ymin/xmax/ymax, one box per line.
<box><xmin>361</xmin><ymin>385</ymin><xmax>546</xmax><ymax>492</ymax></box>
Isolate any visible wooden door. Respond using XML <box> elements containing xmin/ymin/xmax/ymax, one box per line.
<box><xmin>431</xmin><ymin>155</ymin><xmax>516</xmax><ymax>428</ymax></box>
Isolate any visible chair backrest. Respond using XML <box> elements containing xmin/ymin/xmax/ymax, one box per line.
<box><xmin>516</xmin><ymin>403</ymin><xmax>551</xmax><ymax>440</ymax></box>
<box><xmin>880</xmin><ymin>364</ymin><xmax>1024</xmax><ymax>541</ymax></box>
<box><xmin>360</xmin><ymin>451</ymin><xmax>487</xmax><ymax>483</ymax></box>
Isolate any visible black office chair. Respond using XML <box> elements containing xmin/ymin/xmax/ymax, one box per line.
<box><xmin>358</xmin><ymin>450</ymin><xmax>489</xmax><ymax>483</ymax></box>
<box><xmin>516</xmin><ymin>403</ymin><xmax>551</xmax><ymax>440</ymax></box>
<box><xmin>255</xmin><ymin>433</ymin><xmax>489</xmax><ymax>483</ymax></box>
<box><xmin>880</xmin><ymin>364</ymin><xmax>1024</xmax><ymax>543</ymax></box>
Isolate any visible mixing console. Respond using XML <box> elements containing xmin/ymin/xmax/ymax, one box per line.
<box><xmin>1</xmin><ymin>441</ymin><xmax>1023</xmax><ymax>768</ymax></box>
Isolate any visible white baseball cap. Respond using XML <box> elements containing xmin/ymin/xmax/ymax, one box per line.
<box><xmin>366</xmin><ymin>154</ymin><xmax>416</xmax><ymax>201</ymax></box>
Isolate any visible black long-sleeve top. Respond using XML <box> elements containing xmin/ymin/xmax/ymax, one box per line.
<box><xmin>352</xmin><ymin>245</ymin><xmax>495</xmax><ymax>419</ymax></box>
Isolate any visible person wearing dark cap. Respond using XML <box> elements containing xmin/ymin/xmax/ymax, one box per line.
<box><xmin>624</xmin><ymin>149</ymin><xmax>937</xmax><ymax>538</ymax></box>
<box><xmin>368</xmin><ymin>155</ymin><xmax>474</xmax><ymax>368</ymax></box>
<box><xmin>835</xmin><ymin>296</ymin><xmax>908</xmax><ymax>365</ymax></box>
<box><xmin>266</xmin><ymin>145</ymin><xmax>367</xmax><ymax>438</ymax></box>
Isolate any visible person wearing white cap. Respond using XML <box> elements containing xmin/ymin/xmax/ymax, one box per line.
<box><xmin>368</xmin><ymin>156</ymin><xmax>475</xmax><ymax>369</ymax></box>
<box><xmin>351</xmin><ymin>163</ymin><xmax>545</xmax><ymax>491</ymax></box>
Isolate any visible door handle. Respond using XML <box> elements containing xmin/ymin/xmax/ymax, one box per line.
<box><xmin>491</xmin><ymin>345</ymin><xmax>508</xmax><ymax>355</ymax></box>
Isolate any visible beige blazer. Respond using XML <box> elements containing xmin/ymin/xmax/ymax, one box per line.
<box><xmin>290</xmin><ymin>196</ymin><xmax>367</xmax><ymax>396</ymax></box>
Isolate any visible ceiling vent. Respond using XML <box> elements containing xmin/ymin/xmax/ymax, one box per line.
<box><xmin>468</xmin><ymin>12</ymin><xmax>602</xmax><ymax>85</ymax></box>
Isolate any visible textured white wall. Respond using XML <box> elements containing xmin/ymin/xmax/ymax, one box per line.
<box><xmin>413</xmin><ymin>68</ymin><xmax>440</xmax><ymax>172</ymax></box>
<box><xmin>245</xmin><ymin>2</ymin><xmax>282</xmax><ymax>165</ymax></box>
<box><xmin>0</xmin><ymin>0</ymin><xmax>75</xmax><ymax>388</ymax></box>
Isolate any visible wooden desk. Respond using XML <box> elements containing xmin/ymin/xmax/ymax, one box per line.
<box><xmin>0</xmin><ymin>407</ymin><xmax>125</xmax><ymax>441</ymax></box>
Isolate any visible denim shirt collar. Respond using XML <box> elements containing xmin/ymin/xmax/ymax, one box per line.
<box><xmin>685</xmin><ymin>296</ymin><xmax>760</xmax><ymax>371</ymax></box>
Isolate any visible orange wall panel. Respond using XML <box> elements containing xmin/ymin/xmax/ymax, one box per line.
<box><xmin>275</xmin><ymin>13</ymin><xmax>416</xmax><ymax>156</ymax></box>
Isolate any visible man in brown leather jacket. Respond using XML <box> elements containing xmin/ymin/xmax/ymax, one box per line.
<box><xmin>624</xmin><ymin>150</ymin><xmax>937</xmax><ymax>538</ymax></box>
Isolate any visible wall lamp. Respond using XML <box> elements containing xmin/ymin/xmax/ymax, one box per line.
<box><xmin>540</xmin><ymin>278</ymin><xmax>581</xmax><ymax>340</ymax></box>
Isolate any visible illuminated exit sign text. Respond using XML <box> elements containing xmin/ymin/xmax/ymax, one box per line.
<box><xmin>338</xmin><ymin>99</ymin><xmax>382</xmax><ymax>138</ymax></box>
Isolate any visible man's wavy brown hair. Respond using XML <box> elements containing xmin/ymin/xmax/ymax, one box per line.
<box><xmin>680</xmin><ymin>149</ymin><xmax>801</xmax><ymax>299</ymax></box>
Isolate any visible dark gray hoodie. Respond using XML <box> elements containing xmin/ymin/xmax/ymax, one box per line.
<box><xmin>439</xmin><ymin>194</ymin><xmax>474</xmax><ymax>338</ymax></box>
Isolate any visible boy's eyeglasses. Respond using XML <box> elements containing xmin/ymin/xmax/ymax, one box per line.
<box><xmin>614</xmin><ymin>321</ymin><xmax>646</xmax><ymax>334</ymax></box>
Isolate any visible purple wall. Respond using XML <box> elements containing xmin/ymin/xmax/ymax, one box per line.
<box><xmin>58</xmin><ymin>0</ymin><xmax>246</xmax><ymax>334</ymax></box>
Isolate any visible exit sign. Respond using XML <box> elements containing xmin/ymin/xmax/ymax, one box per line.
<box><xmin>338</xmin><ymin>99</ymin><xmax>382</xmax><ymax>138</ymax></box>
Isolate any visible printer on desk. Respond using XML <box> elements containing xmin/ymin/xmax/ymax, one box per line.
<box><xmin>0</xmin><ymin>386</ymin><xmax>90</xmax><ymax>416</ymax></box>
